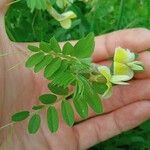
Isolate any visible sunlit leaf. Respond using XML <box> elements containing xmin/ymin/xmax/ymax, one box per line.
<box><xmin>44</xmin><ymin>58</ymin><xmax>62</xmax><ymax>78</ymax></box>
<box><xmin>25</xmin><ymin>52</ymin><xmax>45</xmax><ymax>68</ymax></box>
<box><xmin>39</xmin><ymin>41</ymin><xmax>52</xmax><ymax>53</ymax></box>
<box><xmin>51</xmin><ymin>71</ymin><xmax>75</xmax><ymax>87</ymax></box>
<box><xmin>28</xmin><ymin>114</ymin><xmax>41</xmax><ymax>134</ymax></box>
<box><xmin>49</xmin><ymin>37</ymin><xmax>61</xmax><ymax>53</ymax></box>
<box><xmin>39</xmin><ymin>94</ymin><xmax>57</xmax><ymax>104</ymax></box>
<box><xmin>61</xmin><ymin>99</ymin><xmax>74</xmax><ymax>127</ymax></box>
<box><xmin>74</xmin><ymin>32</ymin><xmax>95</xmax><ymax>58</ymax></box>
<box><xmin>28</xmin><ymin>45</ymin><xmax>40</xmax><ymax>52</ymax></box>
<box><xmin>47</xmin><ymin>106</ymin><xmax>59</xmax><ymax>133</ymax></box>
<box><xmin>80</xmin><ymin>77</ymin><xmax>103</xmax><ymax>114</ymax></box>
<box><xmin>34</xmin><ymin>55</ymin><xmax>53</xmax><ymax>73</ymax></box>
<box><xmin>73</xmin><ymin>98</ymin><xmax>88</xmax><ymax>119</ymax></box>
<box><xmin>48</xmin><ymin>83</ymin><xmax>69</xmax><ymax>95</ymax></box>
<box><xmin>32</xmin><ymin>105</ymin><xmax>44</xmax><ymax>110</ymax></box>
<box><xmin>62</xmin><ymin>42</ymin><xmax>75</xmax><ymax>56</ymax></box>
<box><xmin>26</xmin><ymin>0</ymin><xmax>47</xmax><ymax>12</ymax></box>
<box><xmin>12</xmin><ymin>111</ymin><xmax>30</xmax><ymax>122</ymax></box>
<box><xmin>92</xmin><ymin>82</ymin><xmax>108</xmax><ymax>95</ymax></box>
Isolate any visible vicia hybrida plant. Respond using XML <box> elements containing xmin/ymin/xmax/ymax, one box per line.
<box><xmin>10</xmin><ymin>33</ymin><xmax>144</xmax><ymax>134</ymax></box>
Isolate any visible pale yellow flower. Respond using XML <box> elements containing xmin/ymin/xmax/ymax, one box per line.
<box><xmin>113</xmin><ymin>47</ymin><xmax>144</xmax><ymax>80</ymax></box>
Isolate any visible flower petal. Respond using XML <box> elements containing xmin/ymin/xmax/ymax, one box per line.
<box><xmin>111</xmin><ymin>75</ymin><xmax>130</xmax><ymax>84</ymax></box>
<box><xmin>98</xmin><ymin>66</ymin><xmax>111</xmax><ymax>81</ymax></box>
<box><xmin>114</xmin><ymin>47</ymin><xmax>135</xmax><ymax>63</ymax></box>
<box><xmin>113</xmin><ymin>62</ymin><xmax>134</xmax><ymax>80</ymax></box>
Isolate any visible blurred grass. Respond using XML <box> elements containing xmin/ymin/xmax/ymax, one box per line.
<box><xmin>5</xmin><ymin>0</ymin><xmax>150</xmax><ymax>149</ymax></box>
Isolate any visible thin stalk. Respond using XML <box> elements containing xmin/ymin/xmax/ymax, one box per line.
<box><xmin>8</xmin><ymin>58</ymin><xmax>26</xmax><ymax>71</ymax></box>
<box><xmin>0</xmin><ymin>122</ymin><xmax>14</xmax><ymax>132</ymax></box>
<box><xmin>0</xmin><ymin>52</ymin><xmax>20</xmax><ymax>57</ymax></box>
<box><xmin>6</xmin><ymin>0</ymin><xmax>21</xmax><ymax>6</ymax></box>
<box><xmin>116</xmin><ymin>0</ymin><xmax>124</xmax><ymax>30</ymax></box>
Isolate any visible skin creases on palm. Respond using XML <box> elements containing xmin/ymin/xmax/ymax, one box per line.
<box><xmin>0</xmin><ymin>3</ymin><xmax>79</xmax><ymax>149</ymax></box>
<box><xmin>0</xmin><ymin>5</ymin><xmax>47</xmax><ymax>150</ymax></box>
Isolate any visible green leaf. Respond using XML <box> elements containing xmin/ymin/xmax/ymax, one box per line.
<box><xmin>92</xmin><ymin>82</ymin><xmax>108</xmax><ymax>95</ymax></box>
<box><xmin>73</xmin><ymin>98</ymin><xmax>88</xmax><ymax>119</ymax></box>
<box><xmin>26</xmin><ymin>0</ymin><xmax>47</xmax><ymax>12</ymax></box>
<box><xmin>62</xmin><ymin>42</ymin><xmax>75</xmax><ymax>56</ymax></box>
<box><xmin>47</xmin><ymin>106</ymin><xmax>59</xmax><ymax>133</ymax></box>
<box><xmin>44</xmin><ymin>58</ymin><xmax>62</xmax><ymax>78</ymax></box>
<box><xmin>34</xmin><ymin>55</ymin><xmax>53</xmax><ymax>73</ymax></box>
<box><xmin>28</xmin><ymin>114</ymin><xmax>41</xmax><ymax>134</ymax></box>
<box><xmin>50</xmin><ymin>37</ymin><xmax>61</xmax><ymax>53</ymax></box>
<box><xmin>32</xmin><ymin>105</ymin><xmax>44</xmax><ymax>110</ymax></box>
<box><xmin>12</xmin><ymin>111</ymin><xmax>30</xmax><ymax>122</ymax></box>
<box><xmin>48</xmin><ymin>83</ymin><xmax>69</xmax><ymax>95</ymax></box>
<box><xmin>74</xmin><ymin>33</ymin><xmax>95</xmax><ymax>58</ymax></box>
<box><xmin>49</xmin><ymin>0</ymin><xmax>56</xmax><ymax>5</ymax></box>
<box><xmin>39</xmin><ymin>94</ymin><xmax>57</xmax><ymax>104</ymax></box>
<box><xmin>61</xmin><ymin>100</ymin><xmax>74</xmax><ymax>127</ymax></box>
<box><xmin>28</xmin><ymin>45</ymin><xmax>40</xmax><ymax>52</ymax></box>
<box><xmin>50</xmin><ymin>60</ymin><xmax>69</xmax><ymax>79</ymax></box>
<box><xmin>25</xmin><ymin>52</ymin><xmax>45</xmax><ymax>68</ymax></box>
<box><xmin>80</xmin><ymin>76</ymin><xmax>103</xmax><ymax>114</ymax></box>
<box><xmin>84</xmin><ymin>89</ymin><xmax>103</xmax><ymax>114</ymax></box>
<box><xmin>51</xmin><ymin>71</ymin><xmax>75</xmax><ymax>88</ymax></box>
<box><xmin>39</xmin><ymin>41</ymin><xmax>52</xmax><ymax>53</ymax></box>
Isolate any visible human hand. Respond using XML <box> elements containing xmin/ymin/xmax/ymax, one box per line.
<box><xmin>0</xmin><ymin>1</ymin><xmax>150</xmax><ymax>150</ymax></box>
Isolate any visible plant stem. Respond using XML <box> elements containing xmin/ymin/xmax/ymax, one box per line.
<box><xmin>0</xmin><ymin>122</ymin><xmax>14</xmax><ymax>132</ymax></box>
<box><xmin>7</xmin><ymin>0</ymin><xmax>21</xmax><ymax>6</ymax></box>
<box><xmin>116</xmin><ymin>0</ymin><xmax>124</xmax><ymax>30</ymax></box>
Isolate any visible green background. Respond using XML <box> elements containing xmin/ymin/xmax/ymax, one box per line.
<box><xmin>5</xmin><ymin>0</ymin><xmax>150</xmax><ymax>149</ymax></box>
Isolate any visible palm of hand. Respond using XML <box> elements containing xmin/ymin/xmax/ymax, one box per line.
<box><xmin>0</xmin><ymin>1</ymin><xmax>150</xmax><ymax>150</ymax></box>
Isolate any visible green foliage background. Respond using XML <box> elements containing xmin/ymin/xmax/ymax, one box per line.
<box><xmin>5</xmin><ymin>0</ymin><xmax>150</xmax><ymax>149</ymax></box>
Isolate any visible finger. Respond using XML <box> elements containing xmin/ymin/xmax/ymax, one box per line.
<box><xmin>73</xmin><ymin>101</ymin><xmax>150</xmax><ymax>150</ymax></box>
<box><xmin>103</xmin><ymin>79</ymin><xmax>150</xmax><ymax>113</ymax></box>
<box><xmin>93</xmin><ymin>28</ymin><xmax>150</xmax><ymax>62</ymax></box>
<box><xmin>0</xmin><ymin>0</ymin><xmax>11</xmax><ymax>45</ymax></box>
<box><xmin>72</xmin><ymin>79</ymin><xmax>150</xmax><ymax>122</ymax></box>
<box><xmin>98</xmin><ymin>51</ymin><xmax>150</xmax><ymax>79</ymax></box>
<box><xmin>0</xmin><ymin>0</ymin><xmax>11</xmax><ymax>13</ymax></box>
